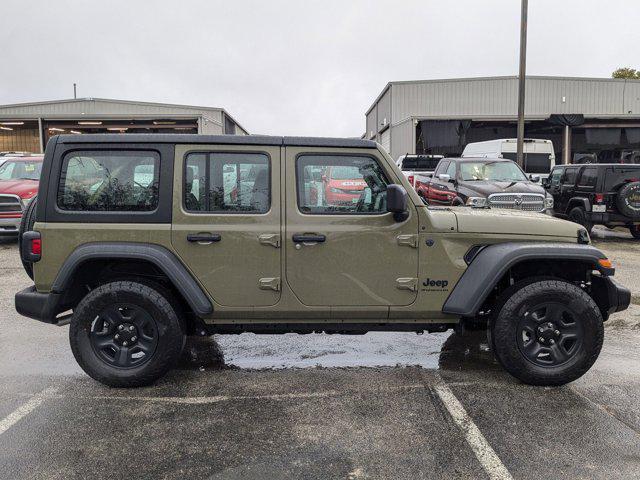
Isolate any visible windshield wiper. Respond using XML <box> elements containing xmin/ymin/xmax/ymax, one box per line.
<box><xmin>17</xmin><ymin>177</ymin><xmax>37</xmax><ymax>180</ymax></box>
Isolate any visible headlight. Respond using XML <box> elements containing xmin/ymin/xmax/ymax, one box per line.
<box><xmin>545</xmin><ymin>196</ymin><xmax>554</xmax><ymax>209</ymax></box>
<box><xmin>466</xmin><ymin>197</ymin><xmax>488</xmax><ymax>208</ymax></box>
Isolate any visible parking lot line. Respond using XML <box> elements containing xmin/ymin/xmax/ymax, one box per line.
<box><xmin>0</xmin><ymin>387</ymin><xmax>57</xmax><ymax>437</ymax></box>
<box><xmin>434</xmin><ymin>381</ymin><xmax>513</xmax><ymax>480</ymax></box>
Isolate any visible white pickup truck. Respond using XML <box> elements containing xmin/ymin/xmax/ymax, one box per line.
<box><xmin>395</xmin><ymin>154</ymin><xmax>443</xmax><ymax>190</ymax></box>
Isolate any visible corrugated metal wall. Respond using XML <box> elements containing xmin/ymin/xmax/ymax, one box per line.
<box><xmin>365</xmin><ymin>109</ymin><xmax>377</xmax><ymax>139</ymax></box>
<box><xmin>390</xmin><ymin>119</ymin><xmax>414</xmax><ymax>161</ymax></box>
<box><xmin>0</xmin><ymin>126</ymin><xmax>39</xmax><ymax>152</ymax></box>
<box><xmin>0</xmin><ymin>99</ymin><xmax>225</xmax><ymax>121</ymax></box>
<box><xmin>386</xmin><ymin>77</ymin><xmax>640</xmax><ymax>124</ymax></box>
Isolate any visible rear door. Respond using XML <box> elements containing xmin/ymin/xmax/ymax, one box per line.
<box><xmin>171</xmin><ymin>144</ymin><xmax>282</xmax><ymax>308</ymax></box>
<box><xmin>558</xmin><ymin>166</ymin><xmax>579</xmax><ymax>213</ymax></box>
<box><xmin>284</xmin><ymin>146</ymin><xmax>419</xmax><ymax>310</ymax></box>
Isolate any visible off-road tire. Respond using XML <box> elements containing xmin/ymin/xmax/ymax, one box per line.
<box><xmin>568</xmin><ymin>206</ymin><xmax>593</xmax><ymax>234</ymax></box>
<box><xmin>491</xmin><ymin>279</ymin><xmax>604</xmax><ymax>386</ymax></box>
<box><xmin>18</xmin><ymin>195</ymin><xmax>37</xmax><ymax>280</ymax></box>
<box><xmin>616</xmin><ymin>181</ymin><xmax>640</xmax><ymax>219</ymax></box>
<box><xmin>70</xmin><ymin>281</ymin><xmax>185</xmax><ymax>387</ymax></box>
<box><xmin>629</xmin><ymin>225</ymin><xmax>640</xmax><ymax>239</ymax></box>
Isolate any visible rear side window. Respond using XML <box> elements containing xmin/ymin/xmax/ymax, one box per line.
<box><xmin>578</xmin><ymin>167</ymin><xmax>597</xmax><ymax>187</ymax></box>
<box><xmin>296</xmin><ymin>155</ymin><xmax>389</xmax><ymax>214</ymax></box>
<box><xmin>184</xmin><ymin>152</ymin><xmax>270</xmax><ymax>213</ymax></box>
<box><xmin>58</xmin><ymin>151</ymin><xmax>159</xmax><ymax>211</ymax></box>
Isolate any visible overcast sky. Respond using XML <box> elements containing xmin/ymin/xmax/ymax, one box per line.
<box><xmin>1</xmin><ymin>0</ymin><xmax>639</xmax><ymax>137</ymax></box>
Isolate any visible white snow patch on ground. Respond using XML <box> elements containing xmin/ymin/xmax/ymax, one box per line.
<box><xmin>215</xmin><ymin>331</ymin><xmax>452</xmax><ymax>369</ymax></box>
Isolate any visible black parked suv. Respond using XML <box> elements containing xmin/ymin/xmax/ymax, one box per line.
<box><xmin>544</xmin><ymin>163</ymin><xmax>640</xmax><ymax>237</ymax></box>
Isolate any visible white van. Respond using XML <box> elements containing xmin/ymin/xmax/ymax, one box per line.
<box><xmin>462</xmin><ymin>138</ymin><xmax>556</xmax><ymax>178</ymax></box>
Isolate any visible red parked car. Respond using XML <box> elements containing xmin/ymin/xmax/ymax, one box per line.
<box><xmin>322</xmin><ymin>165</ymin><xmax>368</xmax><ymax>206</ymax></box>
<box><xmin>0</xmin><ymin>156</ymin><xmax>43</xmax><ymax>236</ymax></box>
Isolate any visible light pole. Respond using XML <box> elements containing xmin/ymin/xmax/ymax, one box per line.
<box><xmin>516</xmin><ymin>0</ymin><xmax>528</xmax><ymax>168</ymax></box>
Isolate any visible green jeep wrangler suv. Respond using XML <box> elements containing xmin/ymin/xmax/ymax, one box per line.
<box><xmin>15</xmin><ymin>134</ymin><xmax>630</xmax><ymax>387</ymax></box>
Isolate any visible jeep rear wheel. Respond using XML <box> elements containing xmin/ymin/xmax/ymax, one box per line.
<box><xmin>491</xmin><ymin>279</ymin><xmax>603</xmax><ymax>386</ymax></box>
<box><xmin>629</xmin><ymin>225</ymin><xmax>640</xmax><ymax>239</ymax></box>
<box><xmin>568</xmin><ymin>206</ymin><xmax>592</xmax><ymax>234</ymax></box>
<box><xmin>70</xmin><ymin>281</ymin><xmax>185</xmax><ymax>387</ymax></box>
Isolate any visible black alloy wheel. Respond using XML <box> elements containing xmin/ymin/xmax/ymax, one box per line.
<box><xmin>516</xmin><ymin>302</ymin><xmax>584</xmax><ymax>367</ymax></box>
<box><xmin>89</xmin><ymin>303</ymin><xmax>159</xmax><ymax>368</ymax></box>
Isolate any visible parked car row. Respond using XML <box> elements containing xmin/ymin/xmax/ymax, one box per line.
<box><xmin>402</xmin><ymin>151</ymin><xmax>640</xmax><ymax>239</ymax></box>
<box><xmin>0</xmin><ymin>155</ymin><xmax>43</xmax><ymax>235</ymax></box>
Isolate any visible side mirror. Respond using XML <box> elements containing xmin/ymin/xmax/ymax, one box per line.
<box><xmin>529</xmin><ymin>174</ymin><xmax>540</xmax><ymax>183</ymax></box>
<box><xmin>438</xmin><ymin>173</ymin><xmax>451</xmax><ymax>183</ymax></box>
<box><xmin>541</xmin><ymin>177</ymin><xmax>550</xmax><ymax>188</ymax></box>
<box><xmin>387</xmin><ymin>184</ymin><xmax>409</xmax><ymax>222</ymax></box>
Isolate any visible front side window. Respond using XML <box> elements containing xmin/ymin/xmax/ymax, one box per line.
<box><xmin>58</xmin><ymin>151</ymin><xmax>159</xmax><ymax>211</ymax></box>
<box><xmin>460</xmin><ymin>161</ymin><xmax>527</xmax><ymax>182</ymax></box>
<box><xmin>297</xmin><ymin>155</ymin><xmax>389</xmax><ymax>214</ymax></box>
<box><xmin>445</xmin><ymin>162</ymin><xmax>456</xmax><ymax>179</ymax></box>
<box><xmin>0</xmin><ymin>160</ymin><xmax>42</xmax><ymax>181</ymax></box>
<box><xmin>184</xmin><ymin>152</ymin><xmax>269</xmax><ymax>213</ymax></box>
<box><xmin>549</xmin><ymin>168</ymin><xmax>563</xmax><ymax>186</ymax></box>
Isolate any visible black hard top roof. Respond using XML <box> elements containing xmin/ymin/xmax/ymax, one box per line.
<box><xmin>54</xmin><ymin>134</ymin><xmax>377</xmax><ymax>149</ymax></box>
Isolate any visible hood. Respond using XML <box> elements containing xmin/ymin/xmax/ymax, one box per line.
<box><xmin>0</xmin><ymin>179</ymin><xmax>39</xmax><ymax>198</ymax></box>
<box><xmin>453</xmin><ymin>207</ymin><xmax>582</xmax><ymax>239</ymax></box>
<box><xmin>461</xmin><ymin>180</ymin><xmax>545</xmax><ymax>196</ymax></box>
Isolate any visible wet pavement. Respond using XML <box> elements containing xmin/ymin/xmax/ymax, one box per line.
<box><xmin>1</xmin><ymin>236</ymin><xmax>640</xmax><ymax>479</ymax></box>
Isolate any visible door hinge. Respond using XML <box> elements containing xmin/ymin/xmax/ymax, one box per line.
<box><xmin>397</xmin><ymin>234</ymin><xmax>418</xmax><ymax>248</ymax></box>
<box><xmin>258</xmin><ymin>233</ymin><xmax>280</xmax><ymax>248</ymax></box>
<box><xmin>259</xmin><ymin>277</ymin><xmax>281</xmax><ymax>291</ymax></box>
<box><xmin>396</xmin><ymin>277</ymin><xmax>418</xmax><ymax>291</ymax></box>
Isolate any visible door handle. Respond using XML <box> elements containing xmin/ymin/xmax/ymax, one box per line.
<box><xmin>292</xmin><ymin>234</ymin><xmax>326</xmax><ymax>244</ymax></box>
<box><xmin>187</xmin><ymin>233</ymin><xmax>221</xmax><ymax>243</ymax></box>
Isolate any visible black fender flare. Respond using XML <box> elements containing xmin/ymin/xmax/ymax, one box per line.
<box><xmin>442</xmin><ymin>242</ymin><xmax>610</xmax><ymax>317</ymax></box>
<box><xmin>52</xmin><ymin>242</ymin><xmax>213</xmax><ymax>316</ymax></box>
<box><xmin>566</xmin><ymin>197</ymin><xmax>589</xmax><ymax>214</ymax></box>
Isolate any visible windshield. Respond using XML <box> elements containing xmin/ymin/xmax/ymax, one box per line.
<box><xmin>0</xmin><ymin>160</ymin><xmax>43</xmax><ymax>180</ymax></box>
<box><xmin>460</xmin><ymin>161</ymin><xmax>528</xmax><ymax>182</ymax></box>
<box><xmin>329</xmin><ymin>166</ymin><xmax>360</xmax><ymax>180</ymax></box>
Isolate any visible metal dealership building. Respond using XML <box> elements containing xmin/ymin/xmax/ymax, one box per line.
<box><xmin>0</xmin><ymin>98</ymin><xmax>247</xmax><ymax>153</ymax></box>
<box><xmin>365</xmin><ymin>76</ymin><xmax>640</xmax><ymax>164</ymax></box>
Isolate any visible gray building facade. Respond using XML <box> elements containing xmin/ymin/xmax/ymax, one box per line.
<box><xmin>365</xmin><ymin>76</ymin><xmax>640</xmax><ymax>164</ymax></box>
<box><xmin>0</xmin><ymin>98</ymin><xmax>247</xmax><ymax>153</ymax></box>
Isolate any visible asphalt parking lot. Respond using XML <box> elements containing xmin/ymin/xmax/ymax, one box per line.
<box><xmin>1</xmin><ymin>227</ymin><xmax>639</xmax><ymax>479</ymax></box>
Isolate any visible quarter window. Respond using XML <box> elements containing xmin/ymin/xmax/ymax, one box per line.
<box><xmin>184</xmin><ymin>152</ymin><xmax>270</xmax><ymax>213</ymax></box>
<box><xmin>58</xmin><ymin>151</ymin><xmax>159</xmax><ymax>211</ymax></box>
<box><xmin>297</xmin><ymin>155</ymin><xmax>389</xmax><ymax>214</ymax></box>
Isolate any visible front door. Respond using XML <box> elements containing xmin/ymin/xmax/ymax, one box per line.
<box><xmin>171</xmin><ymin>144</ymin><xmax>281</xmax><ymax>308</ymax></box>
<box><xmin>284</xmin><ymin>147</ymin><xmax>419</xmax><ymax>309</ymax></box>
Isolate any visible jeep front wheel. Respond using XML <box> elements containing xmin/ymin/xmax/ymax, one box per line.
<box><xmin>629</xmin><ymin>225</ymin><xmax>640</xmax><ymax>239</ymax></box>
<box><xmin>491</xmin><ymin>279</ymin><xmax>603</xmax><ymax>386</ymax></box>
<box><xmin>70</xmin><ymin>281</ymin><xmax>185</xmax><ymax>387</ymax></box>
